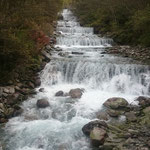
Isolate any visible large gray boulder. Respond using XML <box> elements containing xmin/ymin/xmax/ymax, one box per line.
<box><xmin>90</xmin><ymin>127</ymin><xmax>107</xmax><ymax>147</ymax></box>
<box><xmin>36</xmin><ymin>99</ymin><xmax>50</xmax><ymax>108</ymax></box>
<box><xmin>103</xmin><ymin>97</ymin><xmax>128</xmax><ymax>109</ymax></box>
<box><xmin>69</xmin><ymin>88</ymin><xmax>83</xmax><ymax>99</ymax></box>
<box><xmin>82</xmin><ymin>120</ymin><xmax>108</xmax><ymax>136</ymax></box>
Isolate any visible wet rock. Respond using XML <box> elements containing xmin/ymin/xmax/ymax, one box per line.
<box><xmin>90</xmin><ymin>127</ymin><xmax>107</xmax><ymax>147</ymax></box>
<box><xmin>55</xmin><ymin>91</ymin><xmax>64</xmax><ymax>97</ymax></box>
<box><xmin>3</xmin><ymin>86</ymin><xmax>15</xmax><ymax>94</ymax></box>
<box><xmin>82</xmin><ymin>120</ymin><xmax>108</xmax><ymax>136</ymax></box>
<box><xmin>24</xmin><ymin>115</ymin><xmax>38</xmax><ymax>121</ymax></box>
<box><xmin>96</xmin><ymin>111</ymin><xmax>109</xmax><ymax>121</ymax></box>
<box><xmin>143</xmin><ymin>106</ymin><xmax>150</xmax><ymax>115</ymax></box>
<box><xmin>136</xmin><ymin>96</ymin><xmax>150</xmax><ymax>108</ymax></box>
<box><xmin>13</xmin><ymin>106</ymin><xmax>23</xmax><ymax>117</ymax></box>
<box><xmin>103</xmin><ymin>97</ymin><xmax>128</xmax><ymax>109</ymax></box>
<box><xmin>39</xmin><ymin>88</ymin><xmax>45</xmax><ymax>92</ymax></box>
<box><xmin>69</xmin><ymin>88</ymin><xmax>83</xmax><ymax>99</ymax></box>
<box><xmin>0</xmin><ymin>141</ymin><xmax>2</xmax><ymax>150</ymax></box>
<box><xmin>107</xmin><ymin>109</ymin><xmax>122</xmax><ymax>117</ymax></box>
<box><xmin>125</xmin><ymin>111</ymin><xmax>137</xmax><ymax>122</ymax></box>
<box><xmin>0</xmin><ymin>118</ymin><xmax>7</xmax><ymax>123</ymax></box>
<box><xmin>35</xmin><ymin>78</ymin><xmax>41</xmax><ymax>87</ymax></box>
<box><xmin>36</xmin><ymin>99</ymin><xmax>50</xmax><ymax>108</ymax></box>
<box><xmin>28</xmin><ymin>82</ymin><xmax>35</xmax><ymax>89</ymax></box>
<box><xmin>72</xmin><ymin>52</ymin><xmax>84</xmax><ymax>55</ymax></box>
<box><xmin>41</xmin><ymin>50</ymin><xmax>51</xmax><ymax>62</ymax></box>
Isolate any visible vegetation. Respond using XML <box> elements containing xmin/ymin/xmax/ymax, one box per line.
<box><xmin>0</xmin><ymin>0</ymin><xmax>63</xmax><ymax>84</ymax></box>
<box><xmin>71</xmin><ymin>0</ymin><xmax>150</xmax><ymax>46</ymax></box>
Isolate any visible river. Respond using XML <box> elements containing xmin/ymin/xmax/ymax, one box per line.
<box><xmin>1</xmin><ymin>9</ymin><xmax>150</xmax><ymax>150</ymax></box>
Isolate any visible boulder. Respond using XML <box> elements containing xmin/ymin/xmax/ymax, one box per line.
<box><xmin>96</xmin><ymin>111</ymin><xmax>109</xmax><ymax>121</ymax></box>
<box><xmin>55</xmin><ymin>91</ymin><xmax>64</xmax><ymax>97</ymax></box>
<box><xmin>82</xmin><ymin>120</ymin><xmax>108</xmax><ymax>136</ymax></box>
<box><xmin>36</xmin><ymin>99</ymin><xmax>50</xmax><ymax>108</ymax></box>
<box><xmin>90</xmin><ymin>127</ymin><xmax>107</xmax><ymax>147</ymax></box>
<box><xmin>39</xmin><ymin>88</ymin><xmax>45</xmax><ymax>92</ymax></box>
<box><xmin>143</xmin><ymin>106</ymin><xmax>150</xmax><ymax>115</ymax></box>
<box><xmin>103</xmin><ymin>97</ymin><xmax>128</xmax><ymax>109</ymax></box>
<box><xmin>125</xmin><ymin>111</ymin><xmax>137</xmax><ymax>122</ymax></box>
<box><xmin>35</xmin><ymin>78</ymin><xmax>41</xmax><ymax>87</ymax></box>
<box><xmin>69</xmin><ymin>88</ymin><xmax>83</xmax><ymax>99</ymax></box>
<box><xmin>136</xmin><ymin>96</ymin><xmax>150</xmax><ymax>108</ymax></box>
<box><xmin>107</xmin><ymin>109</ymin><xmax>122</xmax><ymax>117</ymax></box>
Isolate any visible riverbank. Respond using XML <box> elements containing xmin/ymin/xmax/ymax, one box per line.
<box><xmin>82</xmin><ymin>96</ymin><xmax>150</xmax><ymax>150</ymax></box>
<box><xmin>0</xmin><ymin>30</ymin><xmax>59</xmax><ymax>124</ymax></box>
<box><xmin>105</xmin><ymin>46</ymin><xmax>150</xmax><ymax>65</ymax></box>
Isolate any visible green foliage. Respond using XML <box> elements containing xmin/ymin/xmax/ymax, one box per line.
<box><xmin>72</xmin><ymin>0</ymin><xmax>150</xmax><ymax>46</ymax></box>
<box><xmin>0</xmin><ymin>0</ymin><xmax>63</xmax><ymax>83</ymax></box>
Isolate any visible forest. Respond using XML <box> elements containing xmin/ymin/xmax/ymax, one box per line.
<box><xmin>72</xmin><ymin>0</ymin><xmax>150</xmax><ymax>46</ymax></box>
<box><xmin>0</xmin><ymin>0</ymin><xmax>63</xmax><ymax>83</ymax></box>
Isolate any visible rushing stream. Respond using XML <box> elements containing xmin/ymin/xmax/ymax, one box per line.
<box><xmin>2</xmin><ymin>9</ymin><xmax>150</xmax><ymax>150</ymax></box>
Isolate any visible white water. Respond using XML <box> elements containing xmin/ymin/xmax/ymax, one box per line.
<box><xmin>2</xmin><ymin>9</ymin><xmax>150</xmax><ymax>150</ymax></box>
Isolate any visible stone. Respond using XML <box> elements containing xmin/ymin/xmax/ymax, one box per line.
<box><xmin>103</xmin><ymin>97</ymin><xmax>128</xmax><ymax>109</ymax></box>
<box><xmin>107</xmin><ymin>109</ymin><xmax>122</xmax><ymax>117</ymax></box>
<box><xmin>125</xmin><ymin>111</ymin><xmax>137</xmax><ymax>122</ymax></box>
<box><xmin>28</xmin><ymin>82</ymin><xmax>35</xmax><ymax>89</ymax></box>
<box><xmin>136</xmin><ymin>96</ymin><xmax>150</xmax><ymax>108</ymax></box>
<box><xmin>72</xmin><ymin>52</ymin><xmax>84</xmax><ymax>55</ymax></box>
<box><xmin>55</xmin><ymin>91</ymin><xmax>64</xmax><ymax>97</ymax></box>
<box><xmin>82</xmin><ymin>120</ymin><xmax>108</xmax><ymax>136</ymax></box>
<box><xmin>69</xmin><ymin>88</ymin><xmax>83</xmax><ymax>99</ymax></box>
<box><xmin>41</xmin><ymin>50</ymin><xmax>51</xmax><ymax>62</ymax></box>
<box><xmin>13</xmin><ymin>107</ymin><xmax>23</xmax><ymax>117</ymax></box>
<box><xmin>39</xmin><ymin>88</ymin><xmax>45</xmax><ymax>92</ymax></box>
<box><xmin>36</xmin><ymin>99</ymin><xmax>50</xmax><ymax>108</ymax></box>
<box><xmin>97</xmin><ymin>111</ymin><xmax>109</xmax><ymax>121</ymax></box>
<box><xmin>35</xmin><ymin>78</ymin><xmax>41</xmax><ymax>87</ymax></box>
<box><xmin>143</xmin><ymin>106</ymin><xmax>150</xmax><ymax>115</ymax></box>
<box><xmin>90</xmin><ymin>127</ymin><xmax>107</xmax><ymax>147</ymax></box>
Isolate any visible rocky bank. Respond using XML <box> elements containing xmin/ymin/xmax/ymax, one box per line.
<box><xmin>83</xmin><ymin>96</ymin><xmax>150</xmax><ymax>150</ymax></box>
<box><xmin>105</xmin><ymin>46</ymin><xmax>150</xmax><ymax>65</ymax></box>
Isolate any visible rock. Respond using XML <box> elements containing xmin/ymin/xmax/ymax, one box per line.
<box><xmin>45</xmin><ymin>45</ymin><xmax>51</xmax><ymax>50</ymax></box>
<box><xmin>0</xmin><ymin>87</ymin><xmax>3</xmax><ymax>97</ymax></box>
<box><xmin>125</xmin><ymin>111</ymin><xmax>137</xmax><ymax>122</ymax></box>
<box><xmin>82</xmin><ymin>120</ymin><xmax>108</xmax><ymax>136</ymax></box>
<box><xmin>24</xmin><ymin>115</ymin><xmax>38</xmax><ymax>121</ymax></box>
<box><xmin>103</xmin><ymin>97</ymin><xmax>128</xmax><ymax>109</ymax></box>
<box><xmin>0</xmin><ymin>118</ymin><xmax>7</xmax><ymax>123</ymax></box>
<box><xmin>3</xmin><ymin>86</ymin><xmax>15</xmax><ymax>94</ymax></box>
<box><xmin>72</xmin><ymin>52</ymin><xmax>84</xmax><ymax>55</ymax></box>
<box><xmin>107</xmin><ymin>109</ymin><xmax>122</xmax><ymax>117</ymax></box>
<box><xmin>55</xmin><ymin>91</ymin><xmax>64</xmax><ymax>97</ymax></box>
<box><xmin>36</xmin><ymin>99</ymin><xmax>50</xmax><ymax>108</ymax></box>
<box><xmin>13</xmin><ymin>107</ymin><xmax>23</xmax><ymax>117</ymax></box>
<box><xmin>39</xmin><ymin>88</ymin><xmax>45</xmax><ymax>92</ymax></box>
<box><xmin>97</xmin><ymin>111</ymin><xmax>109</xmax><ymax>121</ymax></box>
<box><xmin>147</xmin><ymin>140</ymin><xmax>150</xmax><ymax>148</ymax></box>
<box><xmin>90</xmin><ymin>127</ymin><xmax>107</xmax><ymax>147</ymax></box>
<box><xmin>143</xmin><ymin>106</ymin><xmax>150</xmax><ymax>115</ymax></box>
<box><xmin>136</xmin><ymin>96</ymin><xmax>150</xmax><ymax>108</ymax></box>
<box><xmin>0</xmin><ymin>141</ymin><xmax>2</xmax><ymax>150</ymax></box>
<box><xmin>35</xmin><ymin>78</ymin><xmax>41</xmax><ymax>87</ymax></box>
<box><xmin>69</xmin><ymin>88</ymin><xmax>83</xmax><ymax>99</ymax></box>
<box><xmin>28</xmin><ymin>82</ymin><xmax>35</xmax><ymax>89</ymax></box>
<box><xmin>41</xmin><ymin>50</ymin><xmax>51</xmax><ymax>62</ymax></box>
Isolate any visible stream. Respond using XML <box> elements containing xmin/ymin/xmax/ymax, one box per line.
<box><xmin>1</xmin><ymin>9</ymin><xmax>150</xmax><ymax>150</ymax></box>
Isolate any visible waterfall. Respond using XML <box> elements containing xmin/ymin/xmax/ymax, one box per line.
<box><xmin>2</xmin><ymin>9</ymin><xmax>150</xmax><ymax>150</ymax></box>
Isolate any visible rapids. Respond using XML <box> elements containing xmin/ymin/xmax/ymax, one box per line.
<box><xmin>1</xmin><ymin>9</ymin><xmax>150</xmax><ymax>150</ymax></box>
